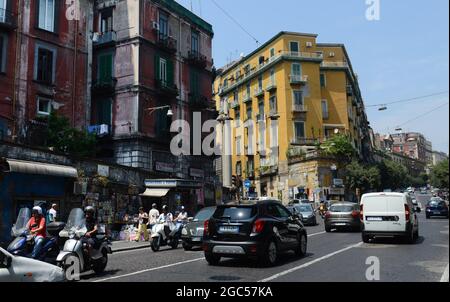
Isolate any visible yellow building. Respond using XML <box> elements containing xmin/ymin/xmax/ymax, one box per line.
<box><xmin>213</xmin><ymin>32</ymin><xmax>372</xmax><ymax>204</ymax></box>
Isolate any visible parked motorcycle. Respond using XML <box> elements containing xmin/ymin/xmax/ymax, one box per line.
<box><xmin>56</xmin><ymin>208</ymin><xmax>112</xmax><ymax>278</ymax></box>
<box><xmin>7</xmin><ymin>207</ymin><xmax>65</xmax><ymax>264</ymax></box>
<box><xmin>150</xmin><ymin>221</ymin><xmax>184</xmax><ymax>252</ymax></box>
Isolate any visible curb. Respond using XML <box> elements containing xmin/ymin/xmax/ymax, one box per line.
<box><xmin>111</xmin><ymin>243</ymin><xmax>151</xmax><ymax>253</ymax></box>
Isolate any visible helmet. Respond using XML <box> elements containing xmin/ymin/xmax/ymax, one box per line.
<box><xmin>84</xmin><ymin>206</ymin><xmax>95</xmax><ymax>214</ymax></box>
<box><xmin>32</xmin><ymin>206</ymin><xmax>42</xmax><ymax>215</ymax></box>
<box><xmin>152</xmin><ymin>203</ymin><xmax>157</xmax><ymax>208</ymax></box>
<box><xmin>180</xmin><ymin>206</ymin><xmax>185</xmax><ymax>211</ymax></box>
<box><xmin>162</xmin><ymin>205</ymin><xmax>168</xmax><ymax>211</ymax></box>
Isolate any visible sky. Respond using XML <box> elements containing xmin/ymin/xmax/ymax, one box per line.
<box><xmin>176</xmin><ymin>0</ymin><xmax>450</xmax><ymax>153</ymax></box>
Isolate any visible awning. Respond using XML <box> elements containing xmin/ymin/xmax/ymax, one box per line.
<box><xmin>5</xmin><ymin>159</ymin><xmax>78</xmax><ymax>178</ymax></box>
<box><xmin>140</xmin><ymin>188</ymin><xmax>170</xmax><ymax>198</ymax></box>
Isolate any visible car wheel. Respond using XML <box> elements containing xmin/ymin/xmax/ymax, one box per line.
<box><xmin>204</xmin><ymin>252</ymin><xmax>221</xmax><ymax>266</ymax></box>
<box><xmin>325</xmin><ymin>225</ymin><xmax>331</xmax><ymax>232</ymax></box>
<box><xmin>295</xmin><ymin>233</ymin><xmax>307</xmax><ymax>257</ymax></box>
<box><xmin>93</xmin><ymin>250</ymin><xmax>108</xmax><ymax>274</ymax></box>
<box><xmin>405</xmin><ymin>228</ymin><xmax>415</xmax><ymax>244</ymax></box>
<box><xmin>362</xmin><ymin>232</ymin><xmax>370</xmax><ymax>243</ymax></box>
<box><xmin>259</xmin><ymin>240</ymin><xmax>278</xmax><ymax>267</ymax></box>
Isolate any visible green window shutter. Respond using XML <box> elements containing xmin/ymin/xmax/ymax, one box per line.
<box><xmin>167</xmin><ymin>59</ymin><xmax>174</xmax><ymax>86</ymax></box>
<box><xmin>154</xmin><ymin>54</ymin><xmax>160</xmax><ymax>81</ymax></box>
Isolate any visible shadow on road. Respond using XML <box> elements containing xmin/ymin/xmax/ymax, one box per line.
<box><xmin>80</xmin><ymin>269</ymin><xmax>122</xmax><ymax>280</ymax></box>
<box><xmin>370</xmin><ymin>236</ymin><xmax>425</xmax><ymax>245</ymax></box>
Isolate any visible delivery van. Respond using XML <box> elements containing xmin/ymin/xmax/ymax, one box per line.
<box><xmin>360</xmin><ymin>192</ymin><xmax>420</xmax><ymax>243</ymax></box>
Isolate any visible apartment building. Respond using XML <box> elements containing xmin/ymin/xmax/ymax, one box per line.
<box><xmin>392</xmin><ymin>132</ymin><xmax>432</xmax><ymax>164</ymax></box>
<box><xmin>213</xmin><ymin>31</ymin><xmax>372</xmax><ymax>203</ymax></box>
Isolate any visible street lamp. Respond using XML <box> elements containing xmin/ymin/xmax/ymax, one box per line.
<box><xmin>144</xmin><ymin>105</ymin><xmax>173</xmax><ymax>117</ymax></box>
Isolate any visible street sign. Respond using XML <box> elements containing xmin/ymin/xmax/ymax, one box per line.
<box><xmin>333</xmin><ymin>179</ymin><xmax>344</xmax><ymax>187</ymax></box>
<box><xmin>244</xmin><ymin>180</ymin><xmax>251</xmax><ymax>188</ymax></box>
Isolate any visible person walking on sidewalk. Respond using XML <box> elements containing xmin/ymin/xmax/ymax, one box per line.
<box><xmin>148</xmin><ymin>203</ymin><xmax>159</xmax><ymax>231</ymax></box>
<box><xmin>135</xmin><ymin>207</ymin><xmax>149</xmax><ymax>242</ymax></box>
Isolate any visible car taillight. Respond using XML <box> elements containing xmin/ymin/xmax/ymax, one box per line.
<box><xmin>352</xmin><ymin>210</ymin><xmax>359</xmax><ymax>218</ymax></box>
<box><xmin>325</xmin><ymin>211</ymin><xmax>331</xmax><ymax>219</ymax></box>
<box><xmin>360</xmin><ymin>205</ymin><xmax>364</xmax><ymax>220</ymax></box>
<box><xmin>203</xmin><ymin>220</ymin><xmax>209</xmax><ymax>236</ymax></box>
<box><xmin>252</xmin><ymin>219</ymin><xmax>265</xmax><ymax>233</ymax></box>
<box><xmin>405</xmin><ymin>204</ymin><xmax>410</xmax><ymax>221</ymax></box>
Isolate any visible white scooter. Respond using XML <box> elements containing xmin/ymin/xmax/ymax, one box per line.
<box><xmin>56</xmin><ymin>208</ymin><xmax>112</xmax><ymax>279</ymax></box>
<box><xmin>150</xmin><ymin>220</ymin><xmax>182</xmax><ymax>252</ymax></box>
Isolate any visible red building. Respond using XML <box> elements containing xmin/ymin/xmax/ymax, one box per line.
<box><xmin>0</xmin><ymin>0</ymin><xmax>92</xmax><ymax>143</ymax></box>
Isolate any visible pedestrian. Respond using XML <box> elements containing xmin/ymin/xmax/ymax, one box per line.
<box><xmin>135</xmin><ymin>207</ymin><xmax>149</xmax><ymax>242</ymax></box>
<box><xmin>48</xmin><ymin>203</ymin><xmax>58</xmax><ymax>222</ymax></box>
<box><xmin>148</xmin><ymin>203</ymin><xmax>160</xmax><ymax>231</ymax></box>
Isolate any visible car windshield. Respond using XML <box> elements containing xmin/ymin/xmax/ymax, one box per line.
<box><xmin>13</xmin><ymin>208</ymin><xmax>31</xmax><ymax>231</ymax></box>
<box><xmin>329</xmin><ymin>205</ymin><xmax>355</xmax><ymax>212</ymax></box>
<box><xmin>428</xmin><ymin>201</ymin><xmax>445</xmax><ymax>207</ymax></box>
<box><xmin>213</xmin><ymin>206</ymin><xmax>257</xmax><ymax>220</ymax></box>
<box><xmin>295</xmin><ymin>205</ymin><xmax>313</xmax><ymax>213</ymax></box>
<box><xmin>64</xmin><ymin>208</ymin><xmax>86</xmax><ymax>230</ymax></box>
<box><xmin>194</xmin><ymin>207</ymin><xmax>216</xmax><ymax>221</ymax></box>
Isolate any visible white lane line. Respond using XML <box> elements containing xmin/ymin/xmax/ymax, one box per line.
<box><xmin>440</xmin><ymin>263</ymin><xmax>449</xmax><ymax>282</ymax></box>
<box><xmin>258</xmin><ymin>242</ymin><xmax>363</xmax><ymax>282</ymax></box>
<box><xmin>93</xmin><ymin>257</ymin><xmax>204</xmax><ymax>282</ymax></box>
<box><xmin>308</xmin><ymin>231</ymin><xmax>326</xmax><ymax>237</ymax></box>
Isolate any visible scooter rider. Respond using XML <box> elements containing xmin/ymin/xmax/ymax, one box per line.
<box><xmin>26</xmin><ymin>206</ymin><xmax>46</xmax><ymax>259</ymax></box>
<box><xmin>157</xmin><ymin>205</ymin><xmax>173</xmax><ymax>237</ymax></box>
<box><xmin>83</xmin><ymin>206</ymin><xmax>99</xmax><ymax>256</ymax></box>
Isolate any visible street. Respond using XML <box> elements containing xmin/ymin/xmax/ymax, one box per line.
<box><xmin>81</xmin><ymin>196</ymin><xmax>449</xmax><ymax>283</ymax></box>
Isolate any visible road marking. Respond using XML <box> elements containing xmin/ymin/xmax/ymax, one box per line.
<box><xmin>93</xmin><ymin>257</ymin><xmax>204</xmax><ymax>282</ymax></box>
<box><xmin>441</xmin><ymin>263</ymin><xmax>449</xmax><ymax>282</ymax></box>
<box><xmin>308</xmin><ymin>231</ymin><xmax>326</xmax><ymax>237</ymax></box>
<box><xmin>258</xmin><ymin>242</ymin><xmax>363</xmax><ymax>282</ymax></box>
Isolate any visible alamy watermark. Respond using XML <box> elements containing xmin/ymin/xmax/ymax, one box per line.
<box><xmin>366</xmin><ymin>0</ymin><xmax>381</xmax><ymax>21</ymax></box>
<box><xmin>65</xmin><ymin>0</ymin><xmax>81</xmax><ymax>21</ymax></box>
<box><xmin>365</xmin><ymin>256</ymin><xmax>381</xmax><ymax>281</ymax></box>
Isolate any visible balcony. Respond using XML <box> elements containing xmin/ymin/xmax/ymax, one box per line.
<box><xmin>254</xmin><ymin>87</ymin><xmax>265</xmax><ymax>98</ymax></box>
<box><xmin>230</xmin><ymin>99</ymin><xmax>240</xmax><ymax>109</ymax></box>
<box><xmin>320</xmin><ymin>61</ymin><xmax>350</xmax><ymax>69</ymax></box>
<box><xmin>0</xmin><ymin>9</ymin><xmax>17</xmax><ymax>30</ymax></box>
<box><xmin>93</xmin><ymin>31</ymin><xmax>117</xmax><ymax>47</ymax></box>
<box><xmin>189</xmin><ymin>93</ymin><xmax>209</xmax><ymax>108</ymax></box>
<box><xmin>186</xmin><ymin>50</ymin><xmax>207</xmax><ymax>68</ymax></box>
<box><xmin>346</xmin><ymin>84</ymin><xmax>354</xmax><ymax>96</ymax></box>
<box><xmin>92</xmin><ymin>77</ymin><xmax>117</xmax><ymax>95</ymax></box>
<box><xmin>242</xmin><ymin>93</ymin><xmax>252</xmax><ymax>103</ymax></box>
<box><xmin>292</xmin><ymin>104</ymin><xmax>308</xmax><ymax>113</ymax></box>
<box><xmin>259</xmin><ymin>164</ymin><xmax>278</xmax><ymax>176</ymax></box>
<box><xmin>155</xmin><ymin>79</ymin><xmax>179</xmax><ymax>96</ymax></box>
<box><xmin>268</xmin><ymin>109</ymin><xmax>279</xmax><ymax>120</ymax></box>
<box><xmin>265</xmin><ymin>81</ymin><xmax>277</xmax><ymax>92</ymax></box>
<box><xmin>290</xmin><ymin>138</ymin><xmax>319</xmax><ymax>146</ymax></box>
<box><xmin>256</xmin><ymin>113</ymin><xmax>266</xmax><ymax>123</ymax></box>
<box><xmin>290</xmin><ymin>74</ymin><xmax>308</xmax><ymax>85</ymax></box>
<box><xmin>156</xmin><ymin>33</ymin><xmax>177</xmax><ymax>53</ymax></box>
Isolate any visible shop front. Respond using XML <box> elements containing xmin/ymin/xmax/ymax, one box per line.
<box><xmin>0</xmin><ymin>158</ymin><xmax>77</xmax><ymax>245</ymax></box>
<box><xmin>142</xmin><ymin>179</ymin><xmax>203</xmax><ymax>216</ymax></box>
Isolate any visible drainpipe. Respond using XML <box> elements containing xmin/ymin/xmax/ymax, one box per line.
<box><xmin>12</xmin><ymin>0</ymin><xmax>23</xmax><ymax>141</ymax></box>
<box><xmin>72</xmin><ymin>19</ymin><xmax>79</xmax><ymax>128</ymax></box>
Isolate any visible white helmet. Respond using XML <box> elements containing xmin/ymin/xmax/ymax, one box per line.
<box><xmin>32</xmin><ymin>206</ymin><xmax>43</xmax><ymax>215</ymax></box>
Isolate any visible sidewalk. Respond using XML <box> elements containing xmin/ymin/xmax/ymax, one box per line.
<box><xmin>111</xmin><ymin>240</ymin><xmax>151</xmax><ymax>253</ymax></box>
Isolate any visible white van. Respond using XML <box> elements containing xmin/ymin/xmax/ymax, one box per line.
<box><xmin>360</xmin><ymin>192</ymin><xmax>420</xmax><ymax>243</ymax></box>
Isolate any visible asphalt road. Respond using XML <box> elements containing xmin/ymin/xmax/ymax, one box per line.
<box><xmin>82</xmin><ymin>194</ymin><xmax>448</xmax><ymax>283</ymax></box>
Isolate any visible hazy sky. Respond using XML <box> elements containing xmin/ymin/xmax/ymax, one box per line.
<box><xmin>177</xmin><ymin>0</ymin><xmax>449</xmax><ymax>153</ymax></box>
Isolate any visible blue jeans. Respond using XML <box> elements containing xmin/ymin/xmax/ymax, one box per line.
<box><xmin>32</xmin><ymin>236</ymin><xmax>45</xmax><ymax>259</ymax></box>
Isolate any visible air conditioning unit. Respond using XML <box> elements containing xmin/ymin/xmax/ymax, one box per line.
<box><xmin>329</xmin><ymin>52</ymin><xmax>336</xmax><ymax>57</ymax></box>
<box><xmin>306</xmin><ymin>41</ymin><xmax>313</xmax><ymax>48</ymax></box>
<box><xmin>152</xmin><ymin>21</ymin><xmax>160</xmax><ymax>31</ymax></box>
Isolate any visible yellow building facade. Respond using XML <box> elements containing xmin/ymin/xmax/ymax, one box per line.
<box><xmin>214</xmin><ymin>32</ymin><xmax>372</xmax><ymax>204</ymax></box>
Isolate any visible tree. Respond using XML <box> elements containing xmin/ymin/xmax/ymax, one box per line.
<box><xmin>46</xmin><ymin>112</ymin><xmax>97</xmax><ymax>157</ymax></box>
<box><xmin>377</xmin><ymin>159</ymin><xmax>408</xmax><ymax>191</ymax></box>
<box><xmin>345</xmin><ymin>161</ymin><xmax>381</xmax><ymax>194</ymax></box>
<box><xmin>430</xmin><ymin>159</ymin><xmax>449</xmax><ymax>188</ymax></box>
<box><xmin>320</xmin><ymin>134</ymin><xmax>356</xmax><ymax>165</ymax></box>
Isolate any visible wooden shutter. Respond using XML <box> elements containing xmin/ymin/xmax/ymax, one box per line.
<box><xmin>154</xmin><ymin>54</ymin><xmax>160</xmax><ymax>82</ymax></box>
<box><xmin>167</xmin><ymin>59</ymin><xmax>174</xmax><ymax>87</ymax></box>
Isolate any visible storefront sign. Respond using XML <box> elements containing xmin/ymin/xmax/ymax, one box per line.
<box><xmin>333</xmin><ymin>179</ymin><xmax>344</xmax><ymax>187</ymax></box>
<box><xmin>330</xmin><ymin>188</ymin><xmax>345</xmax><ymax>195</ymax></box>
<box><xmin>189</xmin><ymin>168</ymin><xmax>204</xmax><ymax>178</ymax></box>
<box><xmin>155</xmin><ymin>162</ymin><xmax>175</xmax><ymax>173</ymax></box>
<box><xmin>98</xmin><ymin>165</ymin><xmax>109</xmax><ymax>177</ymax></box>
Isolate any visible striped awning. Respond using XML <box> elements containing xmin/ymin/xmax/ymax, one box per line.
<box><xmin>140</xmin><ymin>188</ymin><xmax>170</xmax><ymax>198</ymax></box>
<box><xmin>5</xmin><ymin>159</ymin><xmax>78</xmax><ymax>178</ymax></box>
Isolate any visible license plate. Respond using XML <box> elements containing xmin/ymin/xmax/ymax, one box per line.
<box><xmin>219</xmin><ymin>226</ymin><xmax>239</xmax><ymax>234</ymax></box>
<box><xmin>334</xmin><ymin>223</ymin><xmax>346</xmax><ymax>226</ymax></box>
<box><xmin>367</xmin><ymin>217</ymin><xmax>382</xmax><ymax>221</ymax></box>
<box><xmin>191</xmin><ymin>237</ymin><xmax>201</xmax><ymax>242</ymax></box>
<box><xmin>433</xmin><ymin>211</ymin><xmax>441</xmax><ymax>215</ymax></box>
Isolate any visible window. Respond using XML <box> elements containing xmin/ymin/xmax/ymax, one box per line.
<box><xmin>294</xmin><ymin>121</ymin><xmax>305</xmax><ymax>139</ymax></box>
<box><xmin>159</xmin><ymin>11</ymin><xmax>169</xmax><ymax>36</ymax></box>
<box><xmin>236</xmin><ymin>137</ymin><xmax>242</xmax><ymax>156</ymax></box>
<box><xmin>270</xmin><ymin>69</ymin><xmax>275</xmax><ymax>84</ymax></box>
<box><xmin>234</xmin><ymin>90</ymin><xmax>239</xmax><ymax>102</ymax></box>
<box><xmin>246</xmin><ymin>83</ymin><xmax>251</xmax><ymax>96</ymax></box>
<box><xmin>38</xmin><ymin>0</ymin><xmax>56</xmax><ymax>32</ymax></box>
<box><xmin>100</xmin><ymin>8</ymin><xmax>113</xmax><ymax>33</ymax></box>
<box><xmin>97</xmin><ymin>98</ymin><xmax>112</xmax><ymax>126</ymax></box>
<box><xmin>289</xmin><ymin>41</ymin><xmax>299</xmax><ymax>53</ymax></box>
<box><xmin>258</xmin><ymin>75</ymin><xmax>263</xmax><ymax>90</ymax></box>
<box><xmin>235</xmin><ymin>108</ymin><xmax>240</xmax><ymax>127</ymax></box>
<box><xmin>37</xmin><ymin>97</ymin><xmax>51</xmax><ymax>115</ymax></box>
<box><xmin>159</xmin><ymin>58</ymin><xmax>167</xmax><ymax>83</ymax></box>
<box><xmin>258</xmin><ymin>101</ymin><xmax>264</xmax><ymax>115</ymax></box>
<box><xmin>270</xmin><ymin>48</ymin><xmax>275</xmax><ymax>58</ymax></box>
<box><xmin>246</xmin><ymin>104</ymin><xmax>252</xmax><ymax>120</ymax></box>
<box><xmin>320</xmin><ymin>73</ymin><xmax>326</xmax><ymax>87</ymax></box>
<box><xmin>223</xmin><ymin>79</ymin><xmax>228</xmax><ymax>88</ymax></box>
<box><xmin>0</xmin><ymin>0</ymin><xmax>6</xmax><ymax>23</ymax></box>
<box><xmin>291</xmin><ymin>63</ymin><xmax>302</xmax><ymax>77</ymax></box>
<box><xmin>247</xmin><ymin>159</ymin><xmax>254</xmax><ymax>175</ymax></box>
<box><xmin>190</xmin><ymin>69</ymin><xmax>199</xmax><ymax>96</ymax></box>
<box><xmin>293</xmin><ymin>91</ymin><xmax>304</xmax><ymax>106</ymax></box>
<box><xmin>0</xmin><ymin>34</ymin><xmax>6</xmax><ymax>73</ymax></box>
<box><xmin>321</xmin><ymin>99</ymin><xmax>329</xmax><ymax>119</ymax></box>
<box><xmin>98</xmin><ymin>52</ymin><xmax>113</xmax><ymax>82</ymax></box>
<box><xmin>244</xmin><ymin>64</ymin><xmax>250</xmax><ymax>75</ymax></box>
<box><xmin>348</xmin><ymin>103</ymin><xmax>353</xmax><ymax>119</ymax></box>
<box><xmin>35</xmin><ymin>45</ymin><xmax>55</xmax><ymax>84</ymax></box>
<box><xmin>269</xmin><ymin>96</ymin><xmax>277</xmax><ymax>113</ymax></box>
<box><xmin>191</xmin><ymin>30</ymin><xmax>199</xmax><ymax>54</ymax></box>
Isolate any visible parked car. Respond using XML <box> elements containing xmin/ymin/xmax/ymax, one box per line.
<box><xmin>426</xmin><ymin>199</ymin><xmax>449</xmax><ymax>219</ymax></box>
<box><xmin>324</xmin><ymin>202</ymin><xmax>361</xmax><ymax>232</ymax></box>
<box><xmin>360</xmin><ymin>192</ymin><xmax>420</xmax><ymax>243</ymax></box>
<box><xmin>0</xmin><ymin>247</ymin><xmax>65</xmax><ymax>282</ymax></box>
<box><xmin>287</xmin><ymin>204</ymin><xmax>317</xmax><ymax>226</ymax></box>
<box><xmin>202</xmin><ymin>200</ymin><xmax>308</xmax><ymax>267</ymax></box>
<box><xmin>181</xmin><ymin>206</ymin><xmax>216</xmax><ymax>251</ymax></box>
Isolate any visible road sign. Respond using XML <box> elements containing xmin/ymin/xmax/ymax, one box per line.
<box><xmin>244</xmin><ymin>180</ymin><xmax>251</xmax><ymax>188</ymax></box>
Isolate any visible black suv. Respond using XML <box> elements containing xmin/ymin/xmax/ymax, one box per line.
<box><xmin>202</xmin><ymin>200</ymin><xmax>307</xmax><ymax>267</ymax></box>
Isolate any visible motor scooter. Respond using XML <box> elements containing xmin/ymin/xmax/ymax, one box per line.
<box><xmin>150</xmin><ymin>220</ymin><xmax>184</xmax><ymax>252</ymax></box>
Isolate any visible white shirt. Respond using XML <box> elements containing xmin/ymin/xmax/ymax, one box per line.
<box><xmin>157</xmin><ymin>213</ymin><xmax>173</xmax><ymax>224</ymax></box>
<box><xmin>149</xmin><ymin>209</ymin><xmax>160</xmax><ymax>225</ymax></box>
<box><xmin>49</xmin><ymin>208</ymin><xmax>57</xmax><ymax>222</ymax></box>
<box><xmin>176</xmin><ymin>211</ymin><xmax>188</xmax><ymax>221</ymax></box>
